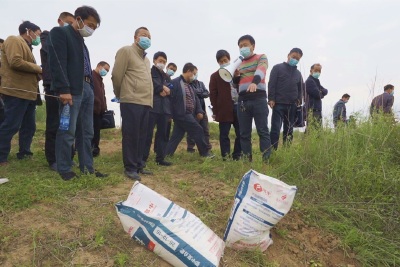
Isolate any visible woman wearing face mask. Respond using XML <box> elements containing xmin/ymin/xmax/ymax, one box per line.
<box><xmin>0</xmin><ymin>21</ymin><xmax>43</xmax><ymax>167</ymax></box>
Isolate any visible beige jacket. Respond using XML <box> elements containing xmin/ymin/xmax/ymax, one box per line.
<box><xmin>0</xmin><ymin>36</ymin><xmax>42</xmax><ymax>101</ymax></box>
<box><xmin>112</xmin><ymin>43</ymin><xmax>153</xmax><ymax>107</ymax></box>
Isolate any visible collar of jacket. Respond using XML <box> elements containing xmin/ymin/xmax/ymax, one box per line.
<box><xmin>21</xmin><ymin>36</ymin><xmax>33</xmax><ymax>51</ymax></box>
<box><xmin>93</xmin><ymin>69</ymin><xmax>102</xmax><ymax>81</ymax></box>
<box><xmin>131</xmin><ymin>43</ymin><xmax>147</xmax><ymax>58</ymax></box>
<box><xmin>309</xmin><ymin>75</ymin><xmax>321</xmax><ymax>86</ymax></box>
<box><xmin>283</xmin><ymin>61</ymin><xmax>298</xmax><ymax>69</ymax></box>
<box><xmin>18</xmin><ymin>36</ymin><xmax>35</xmax><ymax>62</ymax></box>
<box><xmin>243</xmin><ymin>53</ymin><xmax>257</xmax><ymax>61</ymax></box>
<box><xmin>151</xmin><ymin>65</ymin><xmax>164</xmax><ymax>74</ymax></box>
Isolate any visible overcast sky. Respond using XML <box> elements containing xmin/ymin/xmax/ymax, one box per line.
<box><xmin>1</xmin><ymin>0</ymin><xmax>399</xmax><ymax>126</ymax></box>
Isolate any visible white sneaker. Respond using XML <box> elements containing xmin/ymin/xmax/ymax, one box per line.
<box><xmin>0</xmin><ymin>178</ymin><xmax>9</xmax><ymax>184</ymax></box>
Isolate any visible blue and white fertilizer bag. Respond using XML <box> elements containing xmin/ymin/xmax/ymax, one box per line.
<box><xmin>115</xmin><ymin>182</ymin><xmax>225</xmax><ymax>267</ymax></box>
<box><xmin>224</xmin><ymin>170</ymin><xmax>297</xmax><ymax>251</ymax></box>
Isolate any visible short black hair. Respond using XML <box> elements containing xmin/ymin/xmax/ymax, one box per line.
<box><xmin>74</xmin><ymin>6</ymin><xmax>101</xmax><ymax>26</ymax></box>
<box><xmin>97</xmin><ymin>61</ymin><xmax>110</xmax><ymax>67</ymax></box>
<box><xmin>59</xmin><ymin>12</ymin><xmax>74</xmax><ymax>20</ymax></box>
<box><xmin>135</xmin><ymin>27</ymin><xmax>149</xmax><ymax>36</ymax></box>
<box><xmin>153</xmin><ymin>51</ymin><xmax>167</xmax><ymax>61</ymax></box>
<box><xmin>18</xmin><ymin>21</ymin><xmax>41</xmax><ymax>35</ymax></box>
<box><xmin>238</xmin><ymin>35</ymin><xmax>255</xmax><ymax>46</ymax></box>
<box><xmin>342</xmin><ymin>94</ymin><xmax>350</xmax><ymax>98</ymax></box>
<box><xmin>384</xmin><ymin>84</ymin><xmax>394</xmax><ymax>91</ymax></box>
<box><xmin>311</xmin><ymin>64</ymin><xmax>322</xmax><ymax>70</ymax></box>
<box><xmin>0</xmin><ymin>39</ymin><xmax>4</xmax><ymax>43</ymax></box>
<box><xmin>216</xmin><ymin>50</ymin><xmax>230</xmax><ymax>62</ymax></box>
<box><xmin>183</xmin><ymin>63</ymin><xmax>196</xmax><ymax>73</ymax></box>
<box><xmin>290</xmin><ymin>48</ymin><xmax>303</xmax><ymax>56</ymax></box>
<box><xmin>167</xmin><ymin>63</ymin><xmax>177</xmax><ymax>69</ymax></box>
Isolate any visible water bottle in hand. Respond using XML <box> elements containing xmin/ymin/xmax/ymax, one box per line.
<box><xmin>59</xmin><ymin>103</ymin><xmax>70</xmax><ymax>130</ymax></box>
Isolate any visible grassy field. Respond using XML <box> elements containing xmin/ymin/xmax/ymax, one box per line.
<box><xmin>0</xmin><ymin>104</ymin><xmax>398</xmax><ymax>267</ymax></box>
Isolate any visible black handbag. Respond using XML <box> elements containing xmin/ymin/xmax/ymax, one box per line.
<box><xmin>294</xmin><ymin>105</ymin><xmax>306</xmax><ymax>128</ymax></box>
<box><xmin>101</xmin><ymin>110</ymin><xmax>115</xmax><ymax>129</ymax></box>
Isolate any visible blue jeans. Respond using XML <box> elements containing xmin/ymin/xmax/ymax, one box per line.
<box><xmin>0</xmin><ymin>95</ymin><xmax>36</xmax><ymax>163</ymax></box>
<box><xmin>270</xmin><ymin>103</ymin><xmax>296</xmax><ymax>150</ymax></box>
<box><xmin>56</xmin><ymin>82</ymin><xmax>94</xmax><ymax>174</ymax></box>
<box><xmin>237</xmin><ymin>98</ymin><xmax>271</xmax><ymax>159</ymax></box>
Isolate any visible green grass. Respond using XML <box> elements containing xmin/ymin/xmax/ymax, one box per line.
<box><xmin>0</xmin><ymin>104</ymin><xmax>399</xmax><ymax>266</ymax></box>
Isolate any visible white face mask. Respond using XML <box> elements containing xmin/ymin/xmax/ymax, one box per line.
<box><xmin>77</xmin><ymin>18</ymin><xmax>95</xmax><ymax>37</ymax></box>
<box><xmin>156</xmin><ymin>63</ymin><xmax>165</xmax><ymax>70</ymax></box>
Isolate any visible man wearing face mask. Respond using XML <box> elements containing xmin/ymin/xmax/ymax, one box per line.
<box><xmin>233</xmin><ymin>35</ymin><xmax>270</xmax><ymax>162</ymax></box>
<box><xmin>41</xmin><ymin>12</ymin><xmax>76</xmax><ymax>171</ymax></box>
<box><xmin>112</xmin><ymin>27</ymin><xmax>153</xmax><ymax>181</ymax></box>
<box><xmin>164</xmin><ymin>63</ymin><xmax>177</xmax><ymax>140</ymax></box>
<box><xmin>165</xmin><ymin>63</ymin><xmax>214</xmax><ymax>158</ymax></box>
<box><xmin>0</xmin><ymin>21</ymin><xmax>43</xmax><ymax>166</ymax></box>
<box><xmin>305</xmin><ymin>63</ymin><xmax>328</xmax><ymax>130</ymax></box>
<box><xmin>92</xmin><ymin>61</ymin><xmax>110</xmax><ymax>157</ymax></box>
<box><xmin>142</xmin><ymin>51</ymin><xmax>173</xmax><ymax>167</ymax></box>
<box><xmin>48</xmin><ymin>6</ymin><xmax>108</xmax><ymax>180</ymax></box>
<box><xmin>210</xmin><ymin>50</ymin><xmax>241</xmax><ymax>160</ymax></box>
<box><xmin>370</xmin><ymin>84</ymin><xmax>395</xmax><ymax>116</ymax></box>
<box><xmin>268</xmin><ymin>48</ymin><xmax>304</xmax><ymax>150</ymax></box>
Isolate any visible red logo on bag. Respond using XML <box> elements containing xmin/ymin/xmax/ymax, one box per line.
<box><xmin>148</xmin><ymin>241</ymin><xmax>156</xmax><ymax>251</ymax></box>
<box><xmin>281</xmin><ymin>195</ymin><xmax>287</xmax><ymax>200</ymax></box>
<box><xmin>254</xmin><ymin>184</ymin><xmax>263</xmax><ymax>192</ymax></box>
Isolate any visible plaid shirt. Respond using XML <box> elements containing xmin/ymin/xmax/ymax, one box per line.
<box><xmin>184</xmin><ymin>81</ymin><xmax>195</xmax><ymax>114</ymax></box>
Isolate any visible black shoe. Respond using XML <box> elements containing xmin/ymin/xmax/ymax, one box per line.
<box><xmin>156</xmin><ymin>160</ymin><xmax>173</xmax><ymax>166</ymax></box>
<box><xmin>71</xmin><ymin>160</ymin><xmax>78</xmax><ymax>166</ymax></box>
<box><xmin>93</xmin><ymin>153</ymin><xmax>100</xmax><ymax>158</ymax></box>
<box><xmin>61</xmin><ymin>172</ymin><xmax>78</xmax><ymax>181</ymax></box>
<box><xmin>90</xmin><ymin>170</ymin><xmax>109</xmax><ymax>178</ymax></box>
<box><xmin>203</xmin><ymin>154</ymin><xmax>215</xmax><ymax>159</ymax></box>
<box><xmin>187</xmin><ymin>149</ymin><xmax>196</xmax><ymax>153</ymax></box>
<box><xmin>138</xmin><ymin>169</ymin><xmax>153</xmax><ymax>175</ymax></box>
<box><xmin>125</xmin><ymin>171</ymin><xmax>141</xmax><ymax>181</ymax></box>
<box><xmin>49</xmin><ymin>162</ymin><xmax>57</xmax><ymax>171</ymax></box>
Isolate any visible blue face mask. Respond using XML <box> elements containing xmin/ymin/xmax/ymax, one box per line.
<box><xmin>99</xmin><ymin>68</ymin><xmax>108</xmax><ymax>77</ymax></box>
<box><xmin>220</xmin><ymin>62</ymin><xmax>230</xmax><ymax>68</ymax></box>
<box><xmin>289</xmin><ymin>58</ymin><xmax>299</xmax><ymax>66</ymax></box>
<box><xmin>390</xmin><ymin>91</ymin><xmax>394</xmax><ymax>96</ymax></box>
<box><xmin>344</xmin><ymin>100</ymin><xmax>349</xmax><ymax>103</ymax></box>
<box><xmin>64</xmin><ymin>23</ymin><xmax>69</xmax><ymax>27</ymax></box>
<box><xmin>312</xmin><ymin>72</ymin><xmax>320</xmax><ymax>79</ymax></box>
<box><xmin>240</xmin><ymin>47</ymin><xmax>251</xmax><ymax>57</ymax></box>
<box><xmin>138</xmin><ymin>36</ymin><xmax>151</xmax><ymax>50</ymax></box>
<box><xmin>167</xmin><ymin>69</ymin><xmax>175</xmax><ymax>77</ymax></box>
<box><xmin>194</xmin><ymin>73</ymin><xmax>198</xmax><ymax>80</ymax></box>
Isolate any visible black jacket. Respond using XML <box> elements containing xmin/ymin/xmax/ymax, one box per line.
<box><xmin>191</xmin><ymin>80</ymin><xmax>209</xmax><ymax>112</ymax></box>
<box><xmin>268</xmin><ymin>62</ymin><xmax>303</xmax><ymax>104</ymax></box>
<box><xmin>47</xmin><ymin>24</ymin><xmax>93</xmax><ymax>95</ymax></box>
<box><xmin>150</xmin><ymin>65</ymin><xmax>171</xmax><ymax>115</ymax></box>
<box><xmin>170</xmin><ymin>75</ymin><xmax>203</xmax><ymax>121</ymax></box>
<box><xmin>305</xmin><ymin>75</ymin><xmax>328</xmax><ymax>111</ymax></box>
<box><xmin>40</xmin><ymin>31</ymin><xmax>52</xmax><ymax>88</ymax></box>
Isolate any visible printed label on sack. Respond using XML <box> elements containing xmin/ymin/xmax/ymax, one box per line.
<box><xmin>154</xmin><ymin>226</ymin><xmax>179</xmax><ymax>251</ymax></box>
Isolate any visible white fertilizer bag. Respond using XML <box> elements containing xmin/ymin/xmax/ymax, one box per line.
<box><xmin>224</xmin><ymin>170</ymin><xmax>297</xmax><ymax>251</ymax></box>
<box><xmin>115</xmin><ymin>182</ymin><xmax>225</xmax><ymax>267</ymax></box>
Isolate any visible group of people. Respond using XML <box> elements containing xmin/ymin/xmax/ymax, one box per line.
<box><xmin>0</xmin><ymin>5</ymin><xmax>396</xmax><ymax>182</ymax></box>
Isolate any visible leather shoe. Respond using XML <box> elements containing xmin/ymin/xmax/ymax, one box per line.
<box><xmin>125</xmin><ymin>171</ymin><xmax>141</xmax><ymax>181</ymax></box>
<box><xmin>156</xmin><ymin>160</ymin><xmax>173</xmax><ymax>166</ymax></box>
<box><xmin>139</xmin><ymin>169</ymin><xmax>153</xmax><ymax>175</ymax></box>
<box><xmin>61</xmin><ymin>172</ymin><xmax>78</xmax><ymax>181</ymax></box>
<box><xmin>89</xmin><ymin>170</ymin><xmax>109</xmax><ymax>178</ymax></box>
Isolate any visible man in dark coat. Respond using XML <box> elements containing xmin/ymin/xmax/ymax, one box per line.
<box><xmin>209</xmin><ymin>49</ymin><xmax>241</xmax><ymax>160</ymax></box>
<box><xmin>305</xmin><ymin>63</ymin><xmax>328</xmax><ymax>130</ymax></box>
<box><xmin>370</xmin><ymin>84</ymin><xmax>395</xmax><ymax>116</ymax></box>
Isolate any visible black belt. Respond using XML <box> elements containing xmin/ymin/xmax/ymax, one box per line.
<box><xmin>84</xmin><ymin>76</ymin><xmax>90</xmax><ymax>83</ymax></box>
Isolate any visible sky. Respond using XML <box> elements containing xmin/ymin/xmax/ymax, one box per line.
<box><xmin>1</xmin><ymin>0</ymin><xmax>399</xmax><ymax>127</ymax></box>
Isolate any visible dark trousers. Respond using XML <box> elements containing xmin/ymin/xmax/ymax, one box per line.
<box><xmin>121</xmin><ymin>103</ymin><xmax>150</xmax><ymax>173</ymax></box>
<box><xmin>143</xmin><ymin>112</ymin><xmax>169</xmax><ymax>163</ymax></box>
<box><xmin>92</xmin><ymin>113</ymin><xmax>102</xmax><ymax>156</ymax></box>
<box><xmin>154</xmin><ymin>119</ymin><xmax>172</xmax><ymax>153</ymax></box>
<box><xmin>187</xmin><ymin>112</ymin><xmax>212</xmax><ymax>151</ymax></box>
<box><xmin>219</xmin><ymin>105</ymin><xmax>241</xmax><ymax>159</ymax></box>
<box><xmin>0</xmin><ymin>95</ymin><xmax>36</xmax><ymax>163</ymax></box>
<box><xmin>270</xmin><ymin>103</ymin><xmax>296</xmax><ymax>150</ymax></box>
<box><xmin>237</xmin><ymin>98</ymin><xmax>271</xmax><ymax>159</ymax></box>
<box><xmin>45</xmin><ymin>89</ymin><xmax>75</xmax><ymax>165</ymax></box>
<box><xmin>166</xmin><ymin>114</ymin><xmax>209</xmax><ymax>157</ymax></box>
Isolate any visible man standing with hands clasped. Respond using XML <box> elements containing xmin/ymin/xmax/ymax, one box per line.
<box><xmin>268</xmin><ymin>48</ymin><xmax>304</xmax><ymax>150</ymax></box>
<box><xmin>112</xmin><ymin>27</ymin><xmax>154</xmax><ymax>181</ymax></box>
<box><xmin>48</xmin><ymin>6</ymin><xmax>108</xmax><ymax>180</ymax></box>
<box><xmin>233</xmin><ymin>35</ymin><xmax>271</xmax><ymax>162</ymax></box>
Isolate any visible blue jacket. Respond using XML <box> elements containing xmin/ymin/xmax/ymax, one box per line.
<box><xmin>333</xmin><ymin>99</ymin><xmax>347</xmax><ymax>122</ymax></box>
<box><xmin>305</xmin><ymin>75</ymin><xmax>328</xmax><ymax>111</ymax></box>
<box><xmin>170</xmin><ymin>75</ymin><xmax>203</xmax><ymax>121</ymax></box>
<box><xmin>268</xmin><ymin>62</ymin><xmax>303</xmax><ymax>104</ymax></box>
<box><xmin>370</xmin><ymin>92</ymin><xmax>394</xmax><ymax>115</ymax></box>
<box><xmin>150</xmin><ymin>65</ymin><xmax>171</xmax><ymax>115</ymax></box>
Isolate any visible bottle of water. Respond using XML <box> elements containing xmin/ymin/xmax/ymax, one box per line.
<box><xmin>59</xmin><ymin>103</ymin><xmax>70</xmax><ymax>130</ymax></box>
<box><xmin>111</xmin><ymin>97</ymin><xmax>120</xmax><ymax>103</ymax></box>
